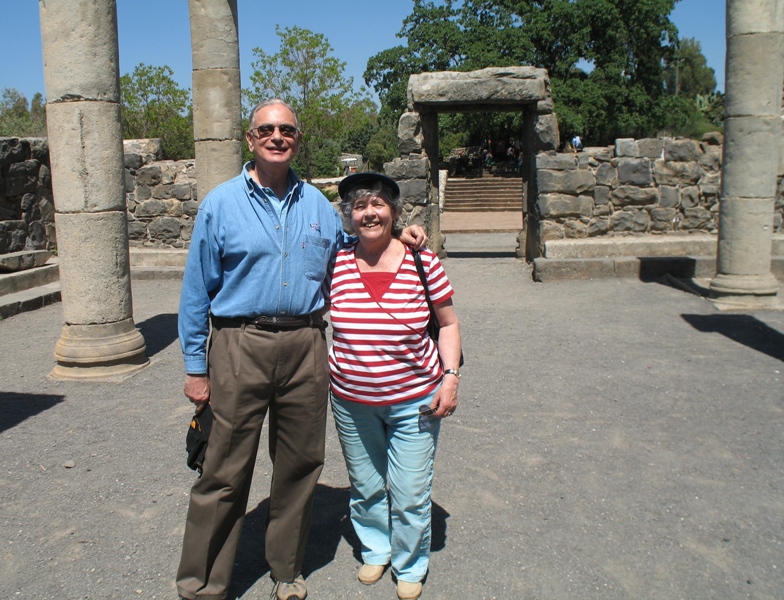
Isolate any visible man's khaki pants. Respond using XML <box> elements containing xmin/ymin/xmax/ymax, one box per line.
<box><xmin>176</xmin><ymin>322</ymin><xmax>328</xmax><ymax>600</ymax></box>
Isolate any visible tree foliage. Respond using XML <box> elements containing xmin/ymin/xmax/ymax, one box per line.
<box><xmin>663</xmin><ymin>37</ymin><xmax>717</xmax><ymax>98</ymax></box>
<box><xmin>120</xmin><ymin>64</ymin><xmax>193</xmax><ymax>160</ymax></box>
<box><xmin>365</xmin><ymin>0</ymin><xmax>716</xmax><ymax>147</ymax></box>
<box><xmin>246</xmin><ymin>26</ymin><xmax>376</xmax><ymax>180</ymax></box>
<box><xmin>0</xmin><ymin>89</ymin><xmax>47</xmax><ymax>137</ymax></box>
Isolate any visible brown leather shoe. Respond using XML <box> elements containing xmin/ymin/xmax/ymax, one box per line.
<box><xmin>397</xmin><ymin>580</ymin><xmax>423</xmax><ymax>600</ymax></box>
<box><xmin>358</xmin><ymin>563</ymin><xmax>386</xmax><ymax>585</ymax></box>
<box><xmin>271</xmin><ymin>575</ymin><xmax>307</xmax><ymax>600</ymax></box>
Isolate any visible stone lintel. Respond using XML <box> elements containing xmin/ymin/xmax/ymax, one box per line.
<box><xmin>407</xmin><ymin>67</ymin><xmax>548</xmax><ymax>110</ymax></box>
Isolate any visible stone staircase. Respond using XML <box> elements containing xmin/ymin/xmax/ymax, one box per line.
<box><xmin>443</xmin><ymin>175</ymin><xmax>523</xmax><ymax>212</ymax></box>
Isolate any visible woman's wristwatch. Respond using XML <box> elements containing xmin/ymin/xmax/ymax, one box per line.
<box><xmin>443</xmin><ymin>369</ymin><xmax>461</xmax><ymax>379</ymax></box>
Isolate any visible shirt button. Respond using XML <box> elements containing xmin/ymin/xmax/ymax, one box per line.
<box><xmin>275</xmin><ymin>225</ymin><xmax>280</xmax><ymax>230</ymax></box>
<box><xmin>283</xmin><ymin>282</ymin><xmax>288</xmax><ymax>286</ymax></box>
<box><xmin>284</xmin><ymin>253</ymin><xmax>288</xmax><ymax>257</ymax></box>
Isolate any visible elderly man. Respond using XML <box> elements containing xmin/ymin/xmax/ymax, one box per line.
<box><xmin>175</xmin><ymin>99</ymin><xmax>425</xmax><ymax>600</ymax></box>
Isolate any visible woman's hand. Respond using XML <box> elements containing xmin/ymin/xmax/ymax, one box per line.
<box><xmin>432</xmin><ymin>373</ymin><xmax>459</xmax><ymax>418</ymax></box>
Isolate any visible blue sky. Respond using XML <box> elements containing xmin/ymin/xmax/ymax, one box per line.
<box><xmin>0</xmin><ymin>0</ymin><xmax>725</xmax><ymax>105</ymax></box>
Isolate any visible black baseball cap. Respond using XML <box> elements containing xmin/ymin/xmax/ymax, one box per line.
<box><xmin>338</xmin><ymin>172</ymin><xmax>400</xmax><ymax>199</ymax></box>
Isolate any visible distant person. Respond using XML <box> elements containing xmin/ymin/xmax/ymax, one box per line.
<box><xmin>571</xmin><ymin>134</ymin><xmax>583</xmax><ymax>151</ymax></box>
<box><xmin>175</xmin><ymin>99</ymin><xmax>426</xmax><ymax>600</ymax></box>
<box><xmin>329</xmin><ymin>172</ymin><xmax>462</xmax><ymax>600</ymax></box>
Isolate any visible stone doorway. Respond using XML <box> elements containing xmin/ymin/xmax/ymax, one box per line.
<box><xmin>385</xmin><ymin>67</ymin><xmax>559</xmax><ymax>259</ymax></box>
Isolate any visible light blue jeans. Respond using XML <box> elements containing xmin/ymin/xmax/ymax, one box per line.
<box><xmin>330</xmin><ymin>392</ymin><xmax>441</xmax><ymax>583</ymax></box>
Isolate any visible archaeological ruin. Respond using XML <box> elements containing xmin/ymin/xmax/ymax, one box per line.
<box><xmin>0</xmin><ymin>0</ymin><xmax>782</xmax><ymax>379</ymax></box>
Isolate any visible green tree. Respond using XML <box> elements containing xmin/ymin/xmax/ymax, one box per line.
<box><xmin>663</xmin><ymin>37</ymin><xmax>717</xmax><ymax>98</ymax></box>
<box><xmin>120</xmin><ymin>64</ymin><xmax>193</xmax><ymax>160</ymax></box>
<box><xmin>0</xmin><ymin>89</ymin><xmax>47</xmax><ymax>137</ymax></box>
<box><xmin>247</xmin><ymin>26</ymin><xmax>375</xmax><ymax>181</ymax></box>
<box><xmin>366</xmin><ymin>0</ymin><xmax>687</xmax><ymax>145</ymax></box>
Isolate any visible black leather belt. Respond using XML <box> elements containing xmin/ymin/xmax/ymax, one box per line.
<box><xmin>212</xmin><ymin>314</ymin><xmax>326</xmax><ymax>331</ymax></box>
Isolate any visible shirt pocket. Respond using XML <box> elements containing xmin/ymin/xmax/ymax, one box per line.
<box><xmin>304</xmin><ymin>234</ymin><xmax>331</xmax><ymax>281</ymax></box>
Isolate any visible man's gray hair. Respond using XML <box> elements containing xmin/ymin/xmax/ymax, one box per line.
<box><xmin>339</xmin><ymin>181</ymin><xmax>403</xmax><ymax>233</ymax></box>
<box><xmin>247</xmin><ymin>98</ymin><xmax>300</xmax><ymax>129</ymax></box>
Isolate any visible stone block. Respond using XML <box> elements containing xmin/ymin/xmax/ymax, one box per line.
<box><xmin>587</xmin><ymin>218</ymin><xmax>610</xmax><ymax>237</ymax></box>
<box><xmin>594</xmin><ymin>186</ymin><xmax>611</xmax><ymax>205</ymax></box>
<box><xmin>595</xmin><ymin>163</ymin><xmax>617</xmax><ymax>186</ymax></box>
<box><xmin>136</xmin><ymin>165</ymin><xmax>162</xmax><ymax>186</ymax></box>
<box><xmin>0</xmin><ymin>250</ymin><xmax>53</xmax><ymax>272</ymax></box>
<box><xmin>659</xmin><ymin>186</ymin><xmax>680</xmax><ymax>208</ymax></box>
<box><xmin>664</xmin><ymin>139</ymin><xmax>700</xmax><ymax>162</ymax></box>
<box><xmin>407</xmin><ymin>67</ymin><xmax>548</xmax><ymax>108</ymax></box>
<box><xmin>398</xmin><ymin>112</ymin><xmax>423</xmax><ymax>156</ymax></box>
<box><xmin>538</xmin><ymin>193</ymin><xmax>592</xmax><ymax>218</ymax></box>
<box><xmin>127</xmin><ymin>219</ymin><xmax>147</xmax><ymax>240</ymax></box>
<box><xmin>123</xmin><ymin>139</ymin><xmax>163</xmax><ymax>162</ymax></box>
<box><xmin>702</xmin><ymin>131</ymin><xmax>723</xmax><ymax>146</ymax></box>
<box><xmin>148</xmin><ymin>217</ymin><xmax>182</xmax><ymax>242</ymax></box>
<box><xmin>609</xmin><ymin>210</ymin><xmax>635</xmax><ymax>232</ymax></box>
<box><xmin>699</xmin><ymin>147</ymin><xmax>722</xmax><ymax>172</ymax></box>
<box><xmin>725</xmin><ymin>33</ymin><xmax>784</xmax><ymax>117</ymax></box>
<box><xmin>538</xmin><ymin>169</ymin><xmax>595</xmax><ymax>194</ymax></box>
<box><xmin>637</xmin><ymin>138</ymin><xmax>664</xmax><ymax>158</ymax></box>
<box><xmin>124</xmin><ymin>169</ymin><xmax>135</xmax><ymax>193</ymax></box>
<box><xmin>617</xmin><ymin>158</ymin><xmax>652</xmax><ymax>186</ymax></box>
<box><xmin>680</xmin><ymin>186</ymin><xmax>701</xmax><ymax>209</ymax></box>
<box><xmin>615</xmin><ymin>139</ymin><xmax>638</xmax><ymax>157</ymax></box>
<box><xmin>135</xmin><ymin>200</ymin><xmax>168</xmax><ymax>218</ymax></box>
<box><xmin>45</xmin><ymin>101</ymin><xmax>126</xmax><ymax>213</ymax></box>
<box><xmin>39</xmin><ymin>0</ymin><xmax>120</xmax><ymax>101</ymax></box>
<box><xmin>152</xmin><ymin>184</ymin><xmax>174</xmax><ymax>200</ymax></box>
<box><xmin>171</xmin><ymin>184</ymin><xmax>193</xmax><ymax>201</ymax></box>
<box><xmin>182</xmin><ymin>200</ymin><xmax>199</xmax><ymax>217</ymax></box>
<box><xmin>722</xmin><ymin>115</ymin><xmax>780</xmax><ymax>198</ymax></box>
<box><xmin>650</xmin><ymin>208</ymin><xmax>677</xmax><ymax>231</ymax></box>
<box><xmin>535</xmin><ymin>153</ymin><xmax>577</xmax><ymax>170</ymax></box>
<box><xmin>189</xmin><ymin>0</ymin><xmax>240</xmax><ymax>70</ymax></box>
<box><xmin>680</xmin><ymin>207</ymin><xmax>714</xmax><ymax>231</ymax></box>
<box><xmin>534</xmin><ymin>114</ymin><xmax>559</xmax><ymax>151</ymax></box>
<box><xmin>612</xmin><ymin>186</ymin><xmax>658</xmax><ymax>207</ymax></box>
<box><xmin>398</xmin><ymin>179</ymin><xmax>428</xmax><ymax>205</ymax></box>
<box><xmin>6</xmin><ymin>161</ymin><xmax>39</xmax><ymax>195</ymax></box>
<box><xmin>124</xmin><ymin>153</ymin><xmax>144</xmax><ymax>170</ymax></box>
<box><xmin>539</xmin><ymin>220</ymin><xmax>564</xmax><ymax>242</ymax></box>
<box><xmin>54</xmin><ymin>211</ymin><xmax>133</xmax><ymax>324</ymax></box>
<box><xmin>653</xmin><ymin>159</ymin><xmax>701</xmax><ymax>186</ymax></box>
<box><xmin>564</xmin><ymin>220</ymin><xmax>588</xmax><ymax>238</ymax></box>
<box><xmin>193</xmin><ymin>140</ymin><xmax>243</xmax><ymax>200</ymax></box>
<box><xmin>192</xmin><ymin>68</ymin><xmax>243</xmax><ymax>140</ymax></box>
<box><xmin>384</xmin><ymin>157</ymin><xmax>429</xmax><ymax>180</ymax></box>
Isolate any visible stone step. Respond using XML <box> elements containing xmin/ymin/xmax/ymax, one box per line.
<box><xmin>0</xmin><ymin>261</ymin><xmax>59</xmax><ymax>297</ymax></box>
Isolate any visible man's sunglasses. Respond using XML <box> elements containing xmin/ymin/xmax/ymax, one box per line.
<box><xmin>249</xmin><ymin>124</ymin><xmax>299</xmax><ymax>139</ymax></box>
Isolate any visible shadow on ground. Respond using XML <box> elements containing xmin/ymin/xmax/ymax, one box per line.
<box><xmin>682</xmin><ymin>313</ymin><xmax>784</xmax><ymax>362</ymax></box>
<box><xmin>136</xmin><ymin>313</ymin><xmax>179</xmax><ymax>357</ymax></box>
<box><xmin>228</xmin><ymin>484</ymin><xmax>450</xmax><ymax>598</ymax></box>
<box><xmin>0</xmin><ymin>392</ymin><xmax>66</xmax><ymax>434</ymax></box>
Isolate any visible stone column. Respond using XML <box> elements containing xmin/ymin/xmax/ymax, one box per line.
<box><xmin>39</xmin><ymin>0</ymin><xmax>148</xmax><ymax>379</ymax></box>
<box><xmin>709</xmin><ymin>0</ymin><xmax>784</xmax><ymax>308</ymax></box>
<box><xmin>418</xmin><ymin>109</ymin><xmax>445</xmax><ymax>256</ymax></box>
<box><xmin>188</xmin><ymin>0</ymin><xmax>243</xmax><ymax>200</ymax></box>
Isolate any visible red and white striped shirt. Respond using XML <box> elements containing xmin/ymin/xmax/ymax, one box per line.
<box><xmin>328</xmin><ymin>245</ymin><xmax>454</xmax><ymax>405</ymax></box>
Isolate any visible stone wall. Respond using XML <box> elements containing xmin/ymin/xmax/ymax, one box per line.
<box><xmin>0</xmin><ymin>137</ymin><xmax>55</xmax><ymax>253</ymax></box>
<box><xmin>5</xmin><ymin>134</ymin><xmax>784</xmax><ymax>255</ymax></box>
<box><xmin>122</xmin><ymin>139</ymin><xmax>198</xmax><ymax>248</ymax></box>
<box><xmin>533</xmin><ymin>133</ymin><xmax>784</xmax><ymax>255</ymax></box>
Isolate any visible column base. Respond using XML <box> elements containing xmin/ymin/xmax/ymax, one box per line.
<box><xmin>709</xmin><ymin>272</ymin><xmax>781</xmax><ymax>311</ymax></box>
<box><xmin>51</xmin><ymin>318</ymin><xmax>150</xmax><ymax>380</ymax></box>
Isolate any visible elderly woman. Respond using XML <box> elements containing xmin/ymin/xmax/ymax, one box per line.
<box><xmin>329</xmin><ymin>172</ymin><xmax>461</xmax><ymax>600</ymax></box>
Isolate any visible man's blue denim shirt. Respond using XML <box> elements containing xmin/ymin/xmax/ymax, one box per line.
<box><xmin>178</xmin><ymin>164</ymin><xmax>348</xmax><ymax>374</ymax></box>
